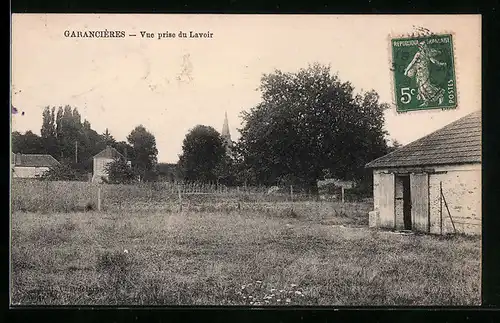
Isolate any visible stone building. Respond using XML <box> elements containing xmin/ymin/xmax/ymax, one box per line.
<box><xmin>365</xmin><ymin>111</ymin><xmax>481</xmax><ymax>235</ymax></box>
<box><xmin>11</xmin><ymin>153</ymin><xmax>60</xmax><ymax>178</ymax></box>
<box><xmin>92</xmin><ymin>146</ymin><xmax>129</xmax><ymax>183</ymax></box>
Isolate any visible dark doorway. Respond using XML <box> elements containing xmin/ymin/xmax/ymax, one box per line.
<box><xmin>402</xmin><ymin>175</ymin><xmax>412</xmax><ymax>230</ymax></box>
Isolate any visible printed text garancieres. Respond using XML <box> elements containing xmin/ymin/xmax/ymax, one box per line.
<box><xmin>64</xmin><ymin>30</ymin><xmax>126</xmax><ymax>38</ymax></box>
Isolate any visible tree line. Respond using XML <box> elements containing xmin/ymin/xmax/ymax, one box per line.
<box><xmin>178</xmin><ymin>63</ymin><xmax>401</xmax><ymax>194</ymax></box>
<box><xmin>12</xmin><ymin>105</ymin><xmax>158</xmax><ymax>181</ymax></box>
<box><xmin>12</xmin><ymin>63</ymin><xmax>400</xmax><ymax>194</ymax></box>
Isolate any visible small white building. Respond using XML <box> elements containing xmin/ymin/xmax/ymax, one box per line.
<box><xmin>11</xmin><ymin>153</ymin><xmax>60</xmax><ymax>178</ymax></box>
<box><xmin>92</xmin><ymin>146</ymin><xmax>130</xmax><ymax>183</ymax></box>
<box><xmin>365</xmin><ymin>111</ymin><xmax>481</xmax><ymax>235</ymax></box>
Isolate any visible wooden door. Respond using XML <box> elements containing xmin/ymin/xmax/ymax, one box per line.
<box><xmin>402</xmin><ymin>175</ymin><xmax>412</xmax><ymax>230</ymax></box>
<box><xmin>378</xmin><ymin>172</ymin><xmax>395</xmax><ymax>228</ymax></box>
<box><xmin>410</xmin><ymin>173</ymin><xmax>430</xmax><ymax>232</ymax></box>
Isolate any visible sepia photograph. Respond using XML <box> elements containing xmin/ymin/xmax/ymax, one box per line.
<box><xmin>10</xmin><ymin>14</ymin><xmax>481</xmax><ymax>306</ymax></box>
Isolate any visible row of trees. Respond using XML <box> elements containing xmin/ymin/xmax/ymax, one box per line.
<box><xmin>12</xmin><ymin>106</ymin><xmax>158</xmax><ymax>181</ymax></box>
<box><xmin>177</xmin><ymin>63</ymin><xmax>401</xmax><ymax>194</ymax></box>
<box><xmin>13</xmin><ymin>63</ymin><xmax>400</xmax><ymax>194</ymax></box>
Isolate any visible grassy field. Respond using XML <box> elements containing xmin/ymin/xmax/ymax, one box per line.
<box><xmin>10</xmin><ymin>198</ymin><xmax>481</xmax><ymax>306</ymax></box>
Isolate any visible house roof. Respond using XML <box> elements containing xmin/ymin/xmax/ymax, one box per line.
<box><xmin>12</xmin><ymin>153</ymin><xmax>60</xmax><ymax>167</ymax></box>
<box><xmin>93</xmin><ymin>146</ymin><xmax>125</xmax><ymax>159</ymax></box>
<box><xmin>366</xmin><ymin>111</ymin><xmax>481</xmax><ymax>169</ymax></box>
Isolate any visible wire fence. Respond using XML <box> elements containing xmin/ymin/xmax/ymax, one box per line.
<box><xmin>11</xmin><ymin>179</ymin><xmax>370</xmax><ymax>213</ymax></box>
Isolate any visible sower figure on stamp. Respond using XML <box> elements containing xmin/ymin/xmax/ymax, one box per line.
<box><xmin>404</xmin><ymin>40</ymin><xmax>447</xmax><ymax>107</ymax></box>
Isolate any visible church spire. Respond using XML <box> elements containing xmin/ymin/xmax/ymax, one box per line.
<box><xmin>221</xmin><ymin>111</ymin><xmax>232</xmax><ymax>149</ymax></box>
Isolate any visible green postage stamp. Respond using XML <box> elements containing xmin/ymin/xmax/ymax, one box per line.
<box><xmin>391</xmin><ymin>34</ymin><xmax>457</xmax><ymax>112</ymax></box>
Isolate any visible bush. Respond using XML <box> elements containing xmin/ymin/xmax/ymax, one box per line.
<box><xmin>40</xmin><ymin>163</ymin><xmax>86</xmax><ymax>181</ymax></box>
<box><xmin>318</xmin><ymin>182</ymin><xmax>341</xmax><ymax>195</ymax></box>
<box><xmin>346</xmin><ymin>181</ymin><xmax>373</xmax><ymax>202</ymax></box>
<box><xmin>96</xmin><ymin>250</ymin><xmax>131</xmax><ymax>274</ymax></box>
<box><xmin>105</xmin><ymin>158</ymin><xmax>137</xmax><ymax>184</ymax></box>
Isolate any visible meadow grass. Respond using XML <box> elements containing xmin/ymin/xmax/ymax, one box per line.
<box><xmin>10</xmin><ymin>179</ymin><xmax>366</xmax><ymax>214</ymax></box>
<box><xmin>10</xmin><ymin>201</ymin><xmax>480</xmax><ymax>306</ymax></box>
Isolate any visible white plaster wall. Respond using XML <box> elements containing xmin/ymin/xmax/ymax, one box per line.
<box><xmin>372</xmin><ymin>163</ymin><xmax>481</xmax><ymax>235</ymax></box>
<box><xmin>93</xmin><ymin>157</ymin><xmax>114</xmax><ymax>181</ymax></box>
<box><xmin>428</xmin><ymin>164</ymin><xmax>481</xmax><ymax>235</ymax></box>
<box><xmin>373</xmin><ymin>170</ymin><xmax>382</xmax><ymax>211</ymax></box>
<box><xmin>12</xmin><ymin>166</ymin><xmax>50</xmax><ymax>178</ymax></box>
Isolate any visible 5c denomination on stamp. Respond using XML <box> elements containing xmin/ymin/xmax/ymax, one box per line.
<box><xmin>391</xmin><ymin>34</ymin><xmax>457</xmax><ymax>112</ymax></box>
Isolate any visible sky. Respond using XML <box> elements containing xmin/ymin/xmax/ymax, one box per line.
<box><xmin>11</xmin><ymin>14</ymin><xmax>481</xmax><ymax>163</ymax></box>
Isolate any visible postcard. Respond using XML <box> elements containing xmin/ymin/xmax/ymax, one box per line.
<box><xmin>10</xmin><ymin>14</ymin><xmax>481</xmax><ymax>306</ymax></box>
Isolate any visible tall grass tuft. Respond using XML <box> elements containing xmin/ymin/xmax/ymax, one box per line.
<box><xmin>96</xmin><ymin>249</ymin><xmax>137</xmax><ymax>304</ymax></box>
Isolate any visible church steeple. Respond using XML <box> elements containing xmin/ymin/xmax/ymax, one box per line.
<box><xmin>221</xmin><ymin>111</ymin><xmax>232</xmax><ymax>149</ymax></box>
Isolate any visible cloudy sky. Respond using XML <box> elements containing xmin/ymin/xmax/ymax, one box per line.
<box><xmin>11</xmin><ymin>14</ymin><xmax>481</xmax><ymax>163</ymax></box>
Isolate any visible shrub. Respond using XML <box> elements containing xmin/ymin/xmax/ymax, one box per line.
<box><xmin>95</xmin><ymin>249</ymin><xmax>138</xmax><ymax>303</ymax></box>
<box><xmin>346</xmin><ymin>182</ymin><xmax>373</xmax><ymax>202</ymax></box>
<box><xmin>40</xmin><ymin>163</ymin><xmax>86</xmax><ymax>181</ymax></box>
<box><xmin>280</xmin><ymin>207</ymin><xmax>299</xmax><ymax>218</ymax></box>
<box><xmin>96</xmin><ymin>250</ymin><xmax>130</xmax><ymax>274</ymax></box>
<box><xmin>104</xmin><ymin>158</ymin><xmax>137</xmax><ymax>184</ymax></box>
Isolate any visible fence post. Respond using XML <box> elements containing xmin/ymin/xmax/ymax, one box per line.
<box><xmin>441</xmin><ymin>188</ymin><xmax>456</xmax><ymax>234</ymax></box>
<box><xmin>440</xmin><ymin>181</ymin><xmax>443</xmax><ymax>235</ymax></box>
<box><xmin>177</xmin><ymin>185</ymin><xmax>182</xmax><ymax>212</ymax></box>
<box><xmin>341</xmin><ymin>187</ymin><xmax>345</xmax><ymax>203</ymax></box>
<box><xmin>97</xmin><ymin>186</ymin><xmax>102</xmax><ymax>212</ymax></box>
<box><xmin>149</xmin><ymin>185</ymin><xmax>153</xmax><ymax>212</ymax></box>
<box><xmin>290</xmin><ymin>185</ymin><xmax>294</xmax><ymax>202</ymax></box>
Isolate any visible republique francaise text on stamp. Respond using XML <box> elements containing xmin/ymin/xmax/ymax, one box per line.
<box><xmin>391</xmin><ymin>34</ymin><xmax>457</xmax><ymax>113</ymax></box>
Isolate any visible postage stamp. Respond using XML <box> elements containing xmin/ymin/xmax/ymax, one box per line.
<box><xmin>391</xmin><ymin>34</ymin><xmax>457</xmax><ymax>112</ymax></box>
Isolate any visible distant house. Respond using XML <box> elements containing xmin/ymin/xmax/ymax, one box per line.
<box><xmin>365</xmin><ymin>111</ymin><xmax>481</xmax><ymax>235</ymax></box>
<box><xmin>11</xmin><ymin>153</ymin><xmax>60</xmax><ymax>178</ymax></box>
<box><xmin>92</xmin><ymin>146</ymin><xmax>130</xmax><ymax>183</ymax></box>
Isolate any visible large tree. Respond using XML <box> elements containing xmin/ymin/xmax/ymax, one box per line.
<box><xmin>41</xmin><ymin>106</ymin><xmax>56</xmax><ymax>139</ymax></box>
<box><xmin>237</xmin><ymin>63</ymin><xmax>389</xmax><ymax>194</ymax></box>
<box><xmin>55</xmin><ymin>106</ymin><xmax>63</xmax><ymax>141</ymax></box>
<box><xmin>11</xmin><ymin>131</ymin><xmax>45</xmax><ymax>154</ymax></box>
<box><xmin>387</xmin><ymin>139</ymin><xmax>403</xmax><ymax>153</ymax></box>
<box><xmin>101</xmin><ymin>128</ymin><xmax>116</xmax><ymax>147</ymax></box>
<box><xmin>40</xmin><ymin>106</ymin><xmax>58</xmax><ymax>158</ymax></box>
<box><xmin>178</xmin><ymin>125</ymin><xmax>226</xmax><ymax>183</ymax></box>
<box><xmin>115</xmin><ymin>140</ymin><xmax>134</xmax><ymax>161</ymax></box>
<box><xmin>127</xmin><ymin>125</ymin><xmax>158</xmax><ymax>181</ymax></box>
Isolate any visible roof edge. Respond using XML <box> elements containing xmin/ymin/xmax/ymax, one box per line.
<box><xmin>365</xmin><ymin>110</ymin><xmax>481</xmax><ymax>169</ymax></box>
<box><xmin>93</xmin><ymin>146</ymin><xmax>126</xmax><ymax>159</ymax></box>
<box><xmin>367</xmin><ymin>160</ymin><xmax>481</xmax><ymax>170</ymax></box>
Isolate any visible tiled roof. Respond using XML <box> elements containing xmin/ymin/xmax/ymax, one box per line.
<box><xmin>366</xmin><ymin>111</ymin><xmax>481</xmax><ymax>169</ymax></box>
<box><xmin>12</xmin><ymin>153</ymin><xmax>60</xmax><ymax>167</ymax></box>
<box><xmin>93</xmin><ymin>146</ymin><xmax>125</xmax><ymax>159</ymax></box>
